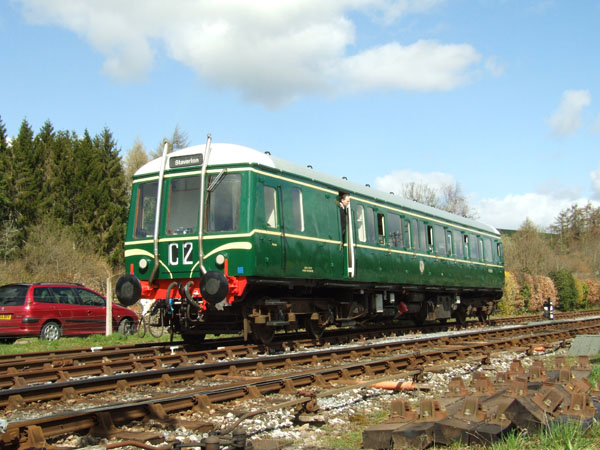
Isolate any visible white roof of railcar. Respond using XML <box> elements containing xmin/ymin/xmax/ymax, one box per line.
<box><xmin>134</xmin><ymin>143</ymin><xmax>500</xmax><ymax>236</ymax></box>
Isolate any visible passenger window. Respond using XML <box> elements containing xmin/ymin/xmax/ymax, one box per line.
<box><xmin>419</xmin><ymin>221</ymin><xmax>427</xmax><ymax>252</ymax></box>
<box><xmin>479</xmin><ymin>239</ymin><xmax>484</xmax><ymax>261</ymax></box>
<box><xmin>366</xmin><ymin>207</ymin><xmax>376</xmax><ymax>243</ymax></box>
<box><xmin>134</xmin><ymin>181</ymin><xmax>158</xmax><ymax>238</ymax></box>
<box><xmin>51</xmin><ymin>287</ymin><xmax>78</xmax><ymax>305</ymax></box>
<box><xmin>34</xmin><ymin>287</ymin><xmax>56</xmax><ymax>304</ymax></box>
<box><xmin>264</xmin><ymin>186</ymin><xmax>278</xmax><ymax>228</ymax></box>
<box><xmin>291</xmin><ymin>188</ymin><xmax>304</xmax><ymax>232</ymax></box>
<box><xmin>77</xmin><ymin>289</ymin><xmax>105</xmax><ymax>307</ymax></box>
<box><xmin>404</xmin><ymin>220</ymin><xmax>412</xmax><ymax>249</ymax></box>
<box><xmin>484</xmin><ymin>239</ymin><xmax>493</xmax><ymax>262</ymax></box>
<box><xmin>434</xmin><ymin>225</ymin><xmax>446</xmax><ymax>256</ymax></box>
<box><xmin>469</xmin><ymin>234</ymin><xmax>479</xmax><ymax>260</ymax></box>
<box><xmin>497</xmin><ymin>242</ymin><xmax>503</xmax><ymax>261</ymax></box>
<box><xmin>376</xmin><ymin>213</ymin><xmax>386</xmax><ymax>244</ymax></box>
<box><xmin>446</xmin><ymin>230</ymin><xmax>453</xmax><ymax>257</ymax></box>
<box><xmin>453</xmin><ymin>231</ymin><xmax>464</xmax><ymax>258</ymax></box>
<box><xmin>356</xmin><ymin>205</ymin><xmax>366</xmax><ymax>242</ymax></box>
<box><xmin>388</xmin><ymin>214</ymin><xmax>403</xmax><ymax>248</ymax></box>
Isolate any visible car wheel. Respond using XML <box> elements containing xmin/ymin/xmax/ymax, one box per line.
<box><xmin>40</xmin><ymin>322</ymin><xmax>61</xmax><ymax>340</ymax></box>
<box><xmin>118</xmin><ymin>318</ymin><xmax>135</xmax><ymax>336</ymax></box>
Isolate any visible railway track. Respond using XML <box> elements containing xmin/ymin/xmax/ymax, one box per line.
<box><xmin>1</xmin><ymin>314</ymin><xmax>599</xmax><ymax>449</ymax></box>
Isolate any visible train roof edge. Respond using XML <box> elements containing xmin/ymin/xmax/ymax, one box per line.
<box><xmin>134</xmin><ymin>143</ymin><xmax>501</xmax><ymax>237</ymax></box>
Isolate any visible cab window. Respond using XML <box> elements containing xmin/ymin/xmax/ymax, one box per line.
<box><xmin>205</xmin><ymin>174</ymin><xmax>241</xmax><ymax>232</ymax></box>
<box><xmin>134</xmin><ymin>181</ymin><xmax>158</xmax><ymax>238</ymax></box>
<box><xmin>166</xmin><ymin>176</ymin><xmax>200</xmax><ymax>235</ymax></box>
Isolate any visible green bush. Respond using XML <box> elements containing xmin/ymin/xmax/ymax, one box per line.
<box><xmin>519</xmin><ymin>283</ymin><xmax>532</xmax><ymax>311</ymax></box>
<box><xmin>549</xmin><ymin>269</ymin><xmax>578</xmax><ymax>311</ymax></box>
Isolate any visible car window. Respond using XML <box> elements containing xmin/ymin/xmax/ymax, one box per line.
<box><xmin>50</xmin><ymin>287</ymin><xmax>79</xmax><ymax>305</ymax></box>
<box><xmin>0</xmin><ymin>285</ymin><xmax>28</xmax><ymax>306</ymax></box>
<box><xmin>34</xmin><ymin>287</ymin><xmax>57</xmax><ymax>303</ymax></box>
<box><xmin>76</xmin><ymin>288</ymin><xmax>105</xmax><ymax>307</ymax></box>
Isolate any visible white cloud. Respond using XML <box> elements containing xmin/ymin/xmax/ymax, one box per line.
<box><xmin>374</xmin><ymin>169</ymin><xmax>600</xmax><ymax>230</ymax></box>
<box><xmin>374</xmin><ymin>169</ymin><xmax>456</xmax><ymax>194</ymax></box>
<box><xmin>484</xmin><ymin>56</ymin><xmax>506</xmax><ymax>77</ymax></box>
<box><xmin>548</xmin><ymin>89</ymin><xmax>591</xmax><ymax>137</ymax></box>
<box><xmin>16</xmin><ymin>0</ymin><xmax>481</xmax><ymax>106</ymax></box>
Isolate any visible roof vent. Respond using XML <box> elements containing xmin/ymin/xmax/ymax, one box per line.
<box><xmin>342</xmin><ymin>176</ymin><xmax>348</xmax><ymax>180</ymax></box>
<box><xmin>365</xmin><ymin>184</ymin><xmax>370</xmax><ymax>187</ymax></box>
<box><xmin>307</xmin><ymin>165</ymin><xmax>313</xmax><ymax>169</ymax></box>
<box><xmin>389</xmin><ymin>192</ymin><xmax>395</xmax><ymax>195</ymax></box>
<box><xmin>264</xmin><ymin>151</ymin><xmax>271</xmax><ymax>155</ymax></box>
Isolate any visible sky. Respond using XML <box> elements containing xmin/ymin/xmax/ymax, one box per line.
<box><xmin>1</xmin><ymin>0</ymin><xmax>600</xmax><ymax>231</ymax></box>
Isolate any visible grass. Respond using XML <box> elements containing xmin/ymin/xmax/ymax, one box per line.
<box><xmin>0</xmin><ymin>332</ymin><xmax>177</xmax><ymax>355</ymax></box>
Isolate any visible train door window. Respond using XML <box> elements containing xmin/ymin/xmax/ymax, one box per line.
<box><xmin>479</xmin><ymin>239</ymin><xmax>484</xmax><ymax>262</ymax></box>
<box><xmin>453</xmin><ymin>231</ymin><xmax>464</xmax><ymax>258</ymax></box>
<box><xmin>166</xmin><ymin>176</ymin><xmax>200</xmax><ymax>235</ymax></box>
<box><xmin>469</xmin><ymin>234</ymin><xmax>479</xmax><ymax>260</ymax></box>
<box><xmin>388</xmin><ymin>214</ymin><xmax>402</xmax><ymax>248</ymax></box>
<box><xmin>419</xmin><ymin>221</ymin><xmax>427</xmax><ymax>252</ymax></box>
<box><xmin>446</xmin><ymin>230</ymin><xmax>453</xmax><ymax>257</ymax></box>
<box><xmin>484</xmin><ymin>238</ymin><xmax>493</xmax><ymax>262</ymax></box>
<box><xmin>366</xmin><ymin>207</ymin><xmax>376</xmax><ymax>243</ymax></box>
<box><xmin>496</xmin><ymin>242</ymin><xmax>503</xmax><ymax>261</ymax></box>
<box><xmin>410</xmin><ymin>219</ymin><xmax>419</xmax><ymax>251</ymax></box>
<box><xmin>464</xmin><ymin>235</ymin><xmax>470</xmax><ymax>259</ymax></box>
<box><xmin>355</xmin><ymin>205</ymin><xmax>366</xmax><ymax>242</ymax></box>
<box><xmin>291</xmin><ymin>187</ymin><xmax>304</xmax><ymax>232</ymax></box>
<box><xmin>206</xmin><ymin>174</ymin><xmax>241</xmax><ymax>232</ymax></box>
<box><xmin>376</xmin><ymin>213</ymin><xmax>386</xmax><ymax>244</ymax></box>
<box><xmin>404</xmin><ymin>220</ymin><xmax>412</xmax><ymax>249</ymax></box>
<box><xmin>134</xmin><ymin>181</ymin><xmax>158</xmax><ymax>238</ymax></box>
<box><xmin>264</xmin><ymin>186</ymin><xmax>278</xmax><ymax>228</ymax></box>
<box><xmin>434</xmin><ymin>225</ymin><xmax>446</xmax><ymax>256</ymax></box>
<box><xmin>426</xmin><ymin>225</ymin><xmax>434</xmax><ymax>253</ymax></box>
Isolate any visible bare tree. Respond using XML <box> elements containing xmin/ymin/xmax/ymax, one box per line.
<box><xmin>124</xmin><ymin>137</ymin><xmax>149</xmax><ymax>183</ymax></box>
<box><xmin>152</xmin><ymin>124</ymin><xmax>190</xmax><ymax>158</ymax></box>
<box><xmin>401</xmin><ymin>182</ymin><xmax>439</xmax><ymax>208</ymax></box>
<box><xmin>401</xmin><ymin>181</ymin><xmax>477</xmax><ymax>219</ymax></box>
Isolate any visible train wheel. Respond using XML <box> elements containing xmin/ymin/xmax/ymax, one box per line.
<box><xmin>251</xmin><ymin>324</ymin><xmax>274</xmax><ymax>345</ymax></box>
<box><xmin>454</xmin><ymin>304</ymin><xmax>467</xmax><ymax>327</ymax></box>
<box><xmin>306</xmin><ymin>318</ymin><xmax>327</xmax><ymax>340</ymax></box>
<box><xmin>477</xmin><ymin>308</ymin><xmax>489</xmax><ymax>324</ymax></box>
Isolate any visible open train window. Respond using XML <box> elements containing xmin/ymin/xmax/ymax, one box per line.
<box><xmin>205</xmin><ymin>174</ymin><xmax>241</xmax><ymax>232</ymax></box>
<box><xmin>264</xmin><ymin>186</ymin><xmax>278</xmax><ymax>228</ymax></box>
<box><xmin>426</xmin><ymin>225</ymin><xmax>434</xmax><ymax>252</ymax></box>
<box><xmin>388</xmin><ymin>214</ymin><xmax>402</xmax><ymax>248</ymax></box>
<box><xmin>134</xmin><ymin>181</ymin><xmax>158</xmax><ymax>238</ymax></box>
<box><xmin>376</xmin><ymin>213</ymin><xmax>385</xmax><ymax>244</ymax></box>
<box><xmin>166</xmin><ymin>176</ymin><xmax>200</xmax><ymax>235</ymax></box>
<box><xmin>355</xmin><ymin>205</ymin><xmax>366</xmax><ymax>242</ymax></box>
<box><xmin>291</xmin><ymin>187</ymin><xmax>304</xmax><ymax>232</ymax></box>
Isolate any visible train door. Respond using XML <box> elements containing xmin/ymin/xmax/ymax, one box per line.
<box><xmin>260</xmin><ymin>183</ymin><xmax>284</xmax><ymax>275</ymax></box>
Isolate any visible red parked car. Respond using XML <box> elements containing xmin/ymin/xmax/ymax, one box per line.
<box><xmin>0</xmin><ymin>283</ymin><xmax>139</xmax><ymax>342</ymax></box>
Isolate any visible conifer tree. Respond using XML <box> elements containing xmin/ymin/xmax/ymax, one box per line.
<box><xmin>92</xmin><ymin>127</ymin><xmax>129</xmax><ymax>266</ymax></box>
<box><xmin>0</xmin><ymin>116</ymin><xmax>10</xmax><ymax>223</ymax></box>
<box><xmin>11</xmin><ymin>119</ymin><xmax>43</xmax><ymax>243</ymax></box>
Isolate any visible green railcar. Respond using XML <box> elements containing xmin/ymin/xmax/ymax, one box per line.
<box><xmin>116</xmin><ymin>138</ymin><xmax>504</xmax><ymax>344</ymax></box>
